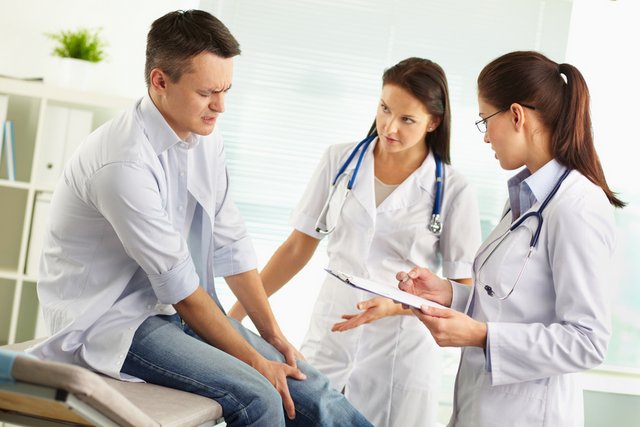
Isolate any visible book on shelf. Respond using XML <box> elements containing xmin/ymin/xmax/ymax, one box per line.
<box><xmin>3</xmin><ymin>120</ymin><xmax>16</xmax><ymax>180</ymax></box>
<box><xmin>34</xmin><ymin>105</ymin><xmax>93</xmax><ymax>187</ymax></box>
<box><xmin>0</xmin><ymin>121</ymin><xmax>4</xmax><ymax>171</ymax></box>
<box><xmin>0</xmin><ymin>95</ymin><xmax>7</xmax><ymax>179</ymax></box>
<box><xmin>0</xmin><ymin>94</ymin><xmax>7</xmax><ymax>122</ymax></box>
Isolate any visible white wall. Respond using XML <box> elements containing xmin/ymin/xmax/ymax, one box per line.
<box><xmin>565</xmin><ymin>0</ymin><xmax>640</xmax><ymax>370</ymax></box>
<box><xmin>0</xmin><ymin>0</ymin><xmax>198</xmax><ymax>98</ymax></box>
<box><xmin>566</xmin><ymin>0</ymin><xmax>639</xmax><ymax>194</ymax></box>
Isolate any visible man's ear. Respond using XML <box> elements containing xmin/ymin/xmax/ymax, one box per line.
<box><xmin>149</xmin><ymin>69</ymin><xmax>168</xmax><ymax>93</ymax></box>
<box><xmin>510</xmin><ymin>103</ymin><xmax>526</xmax><ymax>131</ymax></box>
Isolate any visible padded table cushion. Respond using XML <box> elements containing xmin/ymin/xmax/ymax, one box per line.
<box><xmin>2</xmin><ymin>340</ymin><xmax>223</xmax><ymax>427</ymax></box>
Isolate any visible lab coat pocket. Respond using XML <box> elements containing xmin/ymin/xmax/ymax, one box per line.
<box><xmin>479</xmin><ymin>376</ymin><xmax>548</xmax><ymax>427</ymax></box>
<box><xmin>476</xmin><ymin>224</ymin><xmax>534</xmax><ymax>299</ymax></box>
<box><xmin>380</xmin><ymin>220</ymin><xmax>439</xmax><ymax>266</ymax></box>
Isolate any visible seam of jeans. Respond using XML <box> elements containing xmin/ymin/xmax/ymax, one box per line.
<box><xmin>293</xmin><ymin>407</ymin><xmax>318</xmax><ymax>426</ymax></box>
<box><xmin>125</xmin><ymin>350</ymin><xmax>250</xmax><ymax>422</ymax></box>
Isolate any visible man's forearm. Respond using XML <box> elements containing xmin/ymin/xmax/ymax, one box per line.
<box><xmin>226</xmin><ymin>269</ymin><xmax>283</xmax><ymax>339</ymax></box>
<box><xmin>174</xmin><ymin>286</ymin><xmax>263</xmax><ymax>367</ymax></box>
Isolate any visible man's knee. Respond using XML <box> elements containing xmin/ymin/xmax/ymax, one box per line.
<box><xmin>236</xmin><ymin>378</ymin><xmax>284</xmax><ymax>424</ymax></box>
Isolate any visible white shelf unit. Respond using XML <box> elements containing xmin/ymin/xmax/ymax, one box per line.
<box><xmin>0</xmin><ymin>76</ymin><xmax>133</xmax><ymax>345</ymax></box>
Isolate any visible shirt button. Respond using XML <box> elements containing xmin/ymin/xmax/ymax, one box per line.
<box><xmin>179</xmin><ymin>171</ymin><xmax>185</xmax><ymax>177</ymax></box>
<box><xmin>178</xmin><ymin>205</ymin><xmax>184</xmax><ymax>211</ymax></box>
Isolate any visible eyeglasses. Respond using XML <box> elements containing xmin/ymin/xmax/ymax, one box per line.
<box><xmin>474</xmin><ymin>104</ymin><xmax>536</xmax><ymax>133</ymax></box>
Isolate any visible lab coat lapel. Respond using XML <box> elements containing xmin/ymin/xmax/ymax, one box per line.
<box><xmin>376</xmin><ymin>151</ymin><xmax>436</xmax><ymax>213</ymax></box>
<box><xmin>348</xmin><ymin>141</ymin><xmax>377</xmax><ymax>223</ymax></box>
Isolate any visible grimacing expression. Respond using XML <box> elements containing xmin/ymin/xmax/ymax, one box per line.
<box><xmin>156</xmin><ymin>52</ymin><xmax>234</xmax><ymax>140</ymax></box>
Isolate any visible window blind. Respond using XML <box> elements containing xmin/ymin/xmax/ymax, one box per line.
<box><xmin>203</xmin><ymin>0</ymin><xmax>573</xmax><ymax>345</ymax></box>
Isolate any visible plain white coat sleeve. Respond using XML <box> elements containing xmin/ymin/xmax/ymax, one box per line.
<box><xmin>289</xmin><ymin>146</ymin><xmax>336</xmax><ymax>240</ymax></box>
<box><xmin>486</xmin><ymin>190</ymin><xmax>614</xmax><ymax>385</ymax></box>
<box><xmin>439</xmin><ymin>171</ymin><xmax>482</xmax><ymax>279</ymax></box>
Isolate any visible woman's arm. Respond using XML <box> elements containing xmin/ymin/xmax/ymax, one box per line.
<box><xmin>331</xmin><ymin>276</ymin><xmax>472</xmax><ymax>332</ymax></box>
<box><xmin>228</xmin><ymin>230</ymin><xmax>320</xmax><ymax>320</ymax></box>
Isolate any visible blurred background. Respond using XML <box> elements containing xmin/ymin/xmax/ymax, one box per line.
<box><xmin>0</xmin><ymin>0</ymin><xmax>637</xmax><ymax>425</ymax></box>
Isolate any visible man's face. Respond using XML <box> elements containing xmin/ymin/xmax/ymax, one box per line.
<box><xmin>154</xmin><ymin>52</ymin><xmax>234</xmax><ymax>140</ymax></box>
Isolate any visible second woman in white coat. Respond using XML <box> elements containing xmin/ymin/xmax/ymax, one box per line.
<box><xmin>399</xmin><ymin>51</ymin><xmax>625</xmax><ymax>427</ymax></box>
<box><xmin>230</xmin><ymin>57</ymin><xmax>481</xmax><ymax>426</ymax></box>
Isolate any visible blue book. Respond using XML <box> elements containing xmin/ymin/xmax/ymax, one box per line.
<box><xmin>3</xmin><ymin>120</ymin><xmax>16</xmax><ymax>181</ymax></box>
<box><xmin>0</xmin><ymin>121</ymin><xmax>5</xmax><ymax>172</ymax></box>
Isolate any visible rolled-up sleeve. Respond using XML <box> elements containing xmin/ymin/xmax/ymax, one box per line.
<box><xmin>89</xmin><ymin>162</ymin><xmax>199</xmax><ymax>304</ymax></box>
<box><xmin>212</xmin><ymin>146</ymin><xmax>258</xmax><ymax>277</ymax></box>
<box><xmin>440</xmin><ymin>173</ymin><xmax>482</xmax><ymax>279</ymax></box>
<box><xmin>148</xmin><ymin>256</ymin><xmax>199</xmax><ymax>303</ymax></box>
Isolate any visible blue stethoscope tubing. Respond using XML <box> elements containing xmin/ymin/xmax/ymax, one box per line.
<box><xmin>332</xmin><ymin>133</ymin><xmax>378</xmax><ymax>189</ymax></box>
<box><xmin>509</xmin><ymin>167</ymin><xmax>571</xmax><ymax>249</ymax></box>
<box><xmin>429</xmin><ymin>155</ymin><xmax>444</xmax><ymax>233</ymax></box>
<box><xmin>481</xmin><ymin>167</ymin><xmax>572</xmax><ymax>299</ymax></box>
<box><xmin>327</xmin><ymin>132</ymin><xmax>444</xmax><ymax>233</ymax></box>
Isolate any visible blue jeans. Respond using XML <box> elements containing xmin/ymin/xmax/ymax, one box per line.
<box><xmin>122</xmin><ymin>314</ymin><xmax>372</xmax><ymax>427</ymax></box>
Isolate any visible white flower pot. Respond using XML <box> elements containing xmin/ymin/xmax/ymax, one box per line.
<box><xmin>43</xmin><ymin>57</ymin><xmax>96</xmax><ymax>91</ymax></box>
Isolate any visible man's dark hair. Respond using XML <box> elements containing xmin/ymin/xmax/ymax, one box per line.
<box><xmin>145</xmin><ymin>9</ymin><xmax>241</xmax><ymax>87</ymax></box>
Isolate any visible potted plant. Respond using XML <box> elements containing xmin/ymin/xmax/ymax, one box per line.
<box><xmin>43</xmin><ymin>28</ymin><xmax>107</xmax><ymax>90</ymax></box>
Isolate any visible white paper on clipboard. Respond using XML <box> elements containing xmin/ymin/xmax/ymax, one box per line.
<box><xmin>324</xmin><ymin>268</ymin><xmax>447</xmax><ymax>310</ymax></box>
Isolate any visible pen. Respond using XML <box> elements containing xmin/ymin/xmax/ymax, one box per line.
<box><xmin>400</xmin><ymin>274</ymin><xmax>411</xmax><ymax>284</ymax></box>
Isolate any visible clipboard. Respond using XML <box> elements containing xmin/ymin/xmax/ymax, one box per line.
<box><xmin>325</xmin><ymin>268</ymin><xmax>447</xmax><ymax>310</ymax></box>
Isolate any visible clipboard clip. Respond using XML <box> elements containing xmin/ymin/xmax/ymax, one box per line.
<box><xmin>324</xmin><ymin>268</ymin><xmax>354</xmax><ymax>285</ymax></box>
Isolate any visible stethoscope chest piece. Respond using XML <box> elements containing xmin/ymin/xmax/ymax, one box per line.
<box><xmin>478</xmin><ymin>168</ymin><xmax>572</xmax><ymax>299</ymax></box>
<box><xmin>428</xmin><ymin>214</ymin><xmax>442</xmax><ymax>234</ymax></box>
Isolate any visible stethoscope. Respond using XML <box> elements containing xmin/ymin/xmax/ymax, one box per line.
<box><xmin>478</xmin><ymin>168</ymin><xmax>571</xmax><ymax>299</ymax></box>
<box><xmin>314</xmin><ymin>132</ymin><xmax>445</xmax><ymax>234</ymax></box>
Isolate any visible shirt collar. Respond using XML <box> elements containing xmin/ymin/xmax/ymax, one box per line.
<box><xmin>507</xmin><ymin>159</ymin><xmax>566</xmax><ymax>213</ymax></box>
<box><xmin>523</xmin><ymin>159</ymin><xmax>566</xmax><ymax>203</ymax></box>
<box><xmin>138</xmin><ymin>93</ymin><xmax>198</xmax><ymax>155</ymax></box>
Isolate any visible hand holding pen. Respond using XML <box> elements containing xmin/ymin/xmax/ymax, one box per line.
<box><xmin>396</xmin><ymin>267</ymin><xmax>453</xmax><ymax>308</ymax></box>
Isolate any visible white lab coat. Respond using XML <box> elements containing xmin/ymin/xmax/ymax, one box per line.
<box><xmin>291</xmin><ymin>140</ymin><xmax>481</xmax><ymax>427</ymax></box>
<box><xmin>448</xmin><ymin>170</ymin><xmax>614</xmax><ymax>427</ymax></box>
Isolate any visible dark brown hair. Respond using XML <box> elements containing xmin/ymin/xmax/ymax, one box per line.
<box><xmin>478</xmin><ymin>51</ymin><xmax>624</xmax><ymax>207</ymax></box>
<box><xmin>374</xmin><ymin>57</ymin><xmax>451</xmax><ymax>164</ymax></box>
<box><xmin>145</xmin><ymin>10</ymin><xmax>241</xmax><ymax>87</ymax></box>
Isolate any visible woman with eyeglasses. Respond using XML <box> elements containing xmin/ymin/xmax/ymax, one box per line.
<box><xmin>228</xmin><ymin>57</ymin><xmax>481</xmax><ymax>426</ymax></box>
<box><xmin>399</xmin><ymin>51</ymin><xmax>625</xmax><ymax>427</ymax></box>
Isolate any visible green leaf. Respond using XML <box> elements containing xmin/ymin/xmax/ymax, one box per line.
<box><xmin>45</xmin><ymin>28</ymin><xmax>107</xmax><ymax>63</ymax></box>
